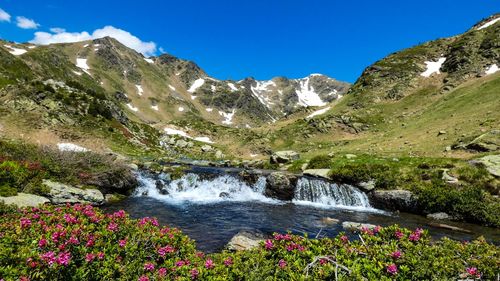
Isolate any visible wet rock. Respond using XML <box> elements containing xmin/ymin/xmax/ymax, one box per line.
<box><xmin>270</xmin><ymin>150</ymin><xmax>300</xmax><ymax>164</ymax></box>
<box><xmin>342</xmin><ymin>221</ymin><xmax>377</xmax><ymax>232</ymax></box>
<box><xmin>427</xmin><ymin>212</ymin><xmax>451</xmax><ymax>220</ymax></box>
<box><xmin>226</xmin><ymin>231</ymin><xmax>266</xmax><ymax>251</ymax></box>
<box><xmin>427</xmin><ymin>222</ymin><xmax>472</xmax><ymax>233</ymax></box>
<box><xmin>84</xmin><ymin>168</ymin><xmax>138</xmax><ymax>193</ymax></box>
<box><xmin>43</xmin><ymin>180</ymin><xmax>104</xmax><ymax>205</ymax></box>
<box><xmin>127</xmin><ymin>163</ymin><xmax>139</xmax><ymax>170</ymax></box>
<box><xmin>369</xmin><ymin>190</ymin><xmax>419</xmax><ymax>213</ymax></box>
<box><xmin>219</xmin><ymin>192</ymin><xmax>230</xmax><ymax>198</ymax></box>
<box><xmin>104</xmin><ymin>193</ymin><xmax>126</xmax><ymax>203</ymax></box>
<box><xmin>320</xmin><ymin>217</ymin><xmax>340</xmax><ymax>225</ymax></box>
<box><xmin>264</xmin><ymin>172</ymin><xmax>297</xmax><ymax>201</ymax></box>
<box><xmin>239</xmin><ymin>169</ymin><xmax>261</xmax><ymax>185</ymax></box>
<box><xmin>0</xmin><ymin>193</ymin><xmax>50</xmax><ymax>208</ymax></box>
<box><xmin>303</xmin><ymin>169</ymin><xmax>331</xmax><ymax>180</ymax></box>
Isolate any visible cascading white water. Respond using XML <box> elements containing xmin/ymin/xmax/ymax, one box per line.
<box><xmin>292</xmin><ymin>177</ymin><xmax>371</xmax><ymax>209</ymax></box>
<box><xmin>134</xmin><ymin>171</ymin><xmax>373</xmax><ymax>210</ymax></box>
<box><xmin>135</xmin><ymin>172</ymin><xmax>275</xmax><ymax>204</ymax></box>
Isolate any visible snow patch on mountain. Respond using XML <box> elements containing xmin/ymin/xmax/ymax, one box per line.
<box><xmin>151</xmin><ymin>105</ymin><xmax>159</xmax><ymax>111</ymax></box>
<box><xmin>420</xmin><ymin>57</ymin><xmax>446</xmax><ymax>77</ymax></box>
<box><xmin>76</xmin><ymin>58</ymin><xmax>91</xmax><ymax>75</ymax></box>
<box><xmin>307</xmin><ymin>107</ymin><xmax>331</xmax><ymax>119</ymax></box>
<box><xmin>4</xmin><ymin>45</ymin><xmax>27</xmax><ymax>56</ymax></box>
<box><xmin>219</xmin><ymin>110</ymin><xmax>236</xmax><ymax>125</ymax></box>
<box><xmin>135</xmin><ymin>85</ymin><xmax>144</xmax><ymax>96</ymax></box>
<box><xmin>193</xmin><ymin>137</ymin><xmax>214</xmax><ymax>144</ymax></box>
<box><xmin>477</xmin><ymin>17</ymin><xmax>500</xmax><ymax>30</ymax></box>
<box><xmin>178</xmin><ymin>107</ymin><xmax>185</xmax><ymax>112</ymax></box>
<box><xmin>127</xmin><ymin>103</ymin><xmax>139</xmax><ymax>112</ymax></box>
<box><xmin>211</xmin><ymin>85</ymin><xmax>217</xmax><ymax>92</ymax></box>
<box><xmin>163</xmin><ymin>127</ymin><xmax>214</xmax><ymax>144</ymax></box>
<box><xmin>188</xmin><ymin>78</ymin><xmax>205</xmax><ymax>93</ymax></box>
<box><xmin>485</xmin><ymin>64</ymin><xmax>499</xmax><ymax>75</ymax></box>
<box><xmin>168</xmin><ymin>85</ymin><xmax>176</xmax><ymax>91</ymax></box>
<box><xmin>57</xmin><ymin>143</ymin><xmax>89</xmax><ymax>152</ymax></box>
<box><xmin>227</xmin><ymin>83</ymin><xmax>238</xmax><ymax>92</ymax></box>
<box><xmin>144</xmin><ymin>58</ymin><xmax>154</xmax><ymax>63</ymax></box>
<box><xmin>250</xmin><ymin>81</ymin><xmax>276</xmax><ymax>108</ymax></box>
<box><xmin>206</xmin><ymin>108</ymin><xmax>213</xmax><ymax>112</ymax></box>
<box><xmin>295</xmin><ymin>77</ymin><xmax>326</xmax><ymax>107</ymax></box>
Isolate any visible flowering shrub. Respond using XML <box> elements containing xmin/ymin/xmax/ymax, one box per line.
<box><xmin>0</xmin><ymin>205</ymin><xmax>498</xmax><ymax>280</ymax></box>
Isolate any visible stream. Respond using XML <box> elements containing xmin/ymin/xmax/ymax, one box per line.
<box><xmin>102</xmin><ymin>166</ymin><xmax>500</xmax><ymax>252</ymax></box>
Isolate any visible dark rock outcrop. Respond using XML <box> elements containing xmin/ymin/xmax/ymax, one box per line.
<box><xmin>369</xmin><ymin>190</ymin><xmax>420</xmax><ymax>213</ymax></box>
<box><xmin>264</xmin><ymin>172</ymin><xmax>297</xmax><ymax>200</ymax></box>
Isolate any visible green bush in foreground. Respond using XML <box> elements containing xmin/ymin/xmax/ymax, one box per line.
<box><xmin>0</xmin><ymin>205</ymin><xmax>498</xmax><ymax>280</ymax></box>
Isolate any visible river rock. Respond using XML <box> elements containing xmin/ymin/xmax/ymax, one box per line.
<box><xmin>470</xmin><ymin>155</ymin><xmax>500</xmax><ymax>177</ymax></box>
<box><xmin>84</xmin><ymin>168</ymin><xmax>138</xmax><ymax>193</ymax></box>
<box><xmin>427</xmin><ymin>222</ymin><xmax>472</xmax><ymax>233</ymax></box>
<box><xmin>369</xmin><ymin>190</ymin><xmax>419</xmax><ymax>213</ymax></box>
<box><xmin>0</xmin><ymin>193</ymin><xmax>50</xmax><ymax>208</ymax></box>
<box><xmin>175</xmin><ymin>139</ymin><xmax>188</xmax><ymax>148</ymax></box>
<box><xmin>226</xmin><ymin>231</ymin><xmax>266</xmax><ymax>251</ymax></box>
<box><xmin>264</xmin><ymin>172</ymin><xmax>297</xmax><ymax>201</ymax></box>
<box><xmin>342</xmin><ymin>221</ymin><xmax>377</xmax><ymax>232</ymax></box>
<box><xmin>43</xmin><ymin>180</ymin><xmax>104</xmax><ymax>205</ymax></box>
<box><xmin>215</xmin><ymin>150</ymin><xmax>224</xmax><ymax>159</ymax></box>
<box><xmin>320</xmin><ymin>217</ymin><xmax>340</xmax><ymax>225</ymax></box>
<box><xmin>239</xmin><ymin>169</ymin><xmax>261</xmax><ymax>185</ymax></box>
<box><xmin>357</xmin><ymin>180</ymin><xmax>376</xmax><ymax>192</ymax></box>
<box><xmin>303</xmin><ymin>169</ymin><xmax>331</xmax><ymax>180</ymax></box>
<box><xmin>427</xmin><ymin>212</ymin><xmax>451</xmax><ymax>220</ymax></box>
<box><xmin>270</xmin><ymin>151</ymin><xmax>300</xmax><ymax>164</ymax></box>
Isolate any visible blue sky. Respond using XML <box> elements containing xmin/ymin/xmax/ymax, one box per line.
<box><xmin>0</xmin><ymin>1</ymin><xmax>498</xmax><ymax>82</ymax></box>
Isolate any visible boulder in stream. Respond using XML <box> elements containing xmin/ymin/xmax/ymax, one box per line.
<box><xmin>342</xmin><ymin>221</ymin><xmax>377</xmax><ymax>232</ymax></box>
<box><xmin>369</xmin><ymin>189</ymin><xmax>420</xmax><ymax>213</ymax></box>
<box><xmin>303</xmin><ymin>169</ymin><xmax>331</xmax><ymax>180</ymax></box>
<box><xmin>226</xmin><ymin>231</ymin><xmax>267</xmax><ymax>251</ymax></box>
<box><xmin>264</xmin><ymin>172</ymin><xmax>297</xmax><ymax>201</ymax></box>
<box><xmin>270</xmin><ymin>151</ymin><xmax>300</xmax><ymax>164</ymax></box>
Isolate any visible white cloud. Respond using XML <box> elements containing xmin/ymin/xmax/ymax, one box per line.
<box><xmin>0</xmin><ymin>8</ymin><xmax>10</xmax><ymax>22</ymax></box>
<box><xmin>30</xmin><ymin>25</ymin><xmax>157</xmax><ymax>56</ymax></box>
<box><xmin>49</xmin><ymin>27</ymin><xmax>66</xmax><ymax>33</ymax></box>
<box><xmin>16</xmin><ymin>16</ymin><xmax>40</xmax><ymax>29</ymax></box>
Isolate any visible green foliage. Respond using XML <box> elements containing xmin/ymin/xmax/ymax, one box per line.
<box><xmin>307</xmin><ymin>155</ymin><xmax>332</xmax><ymax>169</ymax></box>
<box><xmin>0</xmin><ymin>139</ymin><xmax>133</xmax><ymax>196</ymax></box>
<box><xmin>0</xmin><ymin>206</ymin><xmax>498</xmax><ymax>280</ymax></box>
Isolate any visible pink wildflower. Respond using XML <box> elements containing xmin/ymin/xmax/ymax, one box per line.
<box><xmin>340</xmin><ymin>235</ymin><xmax>349</xmax><ymax>243</ymax></box>
<box><xmin>391</xmin><ymin>250</ymin><xmax>402</xmax><ymax>259</ymax></box>
<box><xmin>97</xmin><ymin>252</ymin><xmax>105</xmax><ymax>260</ymax></box>
<box><xmin>158</xmin><ymin>267</ymin><xmax>167</xmax><ymax>277</ymax></box>
<box><xmin>56</xmin><ymin>252</ymin><xmax>71</xmax><ymax>266</ymax></box>
<box><xmin>175</xmin><ymin>260</ymin><xmax>185</xmax><ymax>267</ymax></box>
<box><xmin>264</xmin><ymin>239</ymin><xmax>274</xmax><ymax>250</ymax></box>
<box><xmin>224</xmin><ymin>258</ymin><xmax>233</xmax><ymax>266</ymax></box>
<box><xmin>38</xmin><ymin>239</ymin><xmax>48</xmax><ymax>248</ymax></box>
<box><xmin>158</xmin><ymin>245</ymin><xmax>174</xmax><ymax>256</ymax></box>
<box><xmin>119</xmin><ymin>239</ymin><xmax>127</xmax><ymax>248</ymax></box>
<box><xmin>190</xmin><ymin>268</ymin><xmax>199</xmax><ymax>279</ymax></box>
<box><xmin>144</xmin><ymin>262</ymin><xmax>155</xmax><ymax>271</ymax></box>
<box><xmin>20</xmin><ymin>218</ymin><xmax>31</xmax><ymax>228</ymax></box>
<box><xmin>386</xmin><ymin>264</ymin><xmax>398</xmax><ymax>275</ymax></box>
<box><xmin>466</xmin><ymin>267</ymin><xmax>481</xmax><ymax>278</ymax></box>
<box><xmin>85</xmin><ymin>253</ymin><xmax>95</xmax><ymax>262</ymax></box>
<box><xmin>394</xmin><ymin>229</ymin><xmax>404</xmax><ymax>239</ymax></box>
<box><xmin>138</xmin><ymin>275</ymin><xmax>149</xmax><ymax>281</ymax></box>
<box><xmin>107</xmin><ymin>222</ymin><xmax>119</xmax><ymax>232</ymax></box>
<box><xmin>205</xmin><ymin>259</ymin><xmax>214</xmax><ymax>269</ymax></box>
<box><xmin>278</xmin><ymin>259</ymin><xmax>287</xmax><ymax>269</ymax></box>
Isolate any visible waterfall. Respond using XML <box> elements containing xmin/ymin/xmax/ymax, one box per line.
<box><xmin>134</xmin><ymin>171</ymin><xmax>372</xmax><ymax>210</ymax></box>
<box><xmin>134</xmin><ymin>172</ymin><xmax>274</xmax><ymax>204</ymax></box>
<box><xmin>293</xmin><ymin>177</ymin><xmax>371</xmax><ymax>209</ymax></box>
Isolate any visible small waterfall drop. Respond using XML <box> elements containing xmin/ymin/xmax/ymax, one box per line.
<box><xmin>134</xmin><ymin>171</ymin><xmax>372</xmax><ymax>210</ymax></box>
<box><xmin>293</xmin><ymin>178</ymin><xmax>371</xmax><ymax>209</ymax></box>
<box><xmin>135</xmin><ymin>172</ymin><xmax>273</xmax><ymax>204</ymax></box>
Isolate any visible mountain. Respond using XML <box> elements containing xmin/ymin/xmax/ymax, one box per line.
<box><xmin>0</xmin><ymin>14</ymin><xmax>498</xmax><ymax>161</ymax></box>
<box><xmin>266</xmin><ymin>13</ymin><xmax>499</xmax><ymax>157</ymax></box>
